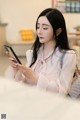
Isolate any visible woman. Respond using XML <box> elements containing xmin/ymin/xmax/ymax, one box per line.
<box><xmin>5</xmin><ymin>8</ymin><xmax>76</xmax><ymax>95</ymax></box>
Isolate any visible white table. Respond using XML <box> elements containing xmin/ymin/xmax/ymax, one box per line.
<box><xmin>0</xmin><ymin>77</ymin><xmax>80</xmax><ymax>120</ymax></box>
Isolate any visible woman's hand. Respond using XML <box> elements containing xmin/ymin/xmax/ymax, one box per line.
<box><xmin>9</xmin><ymin>57</ymin><xmax>18</xmax><ymax>71</ymax></box>
<box><xmin>17</xmin><ymin>64</ymin><xmax>38</xmax><ymax>85</ymax></box>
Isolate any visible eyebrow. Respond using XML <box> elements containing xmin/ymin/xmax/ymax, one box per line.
<box><xmin>37</xmin><ymin>23</ymin><xmax>49</xmax><ymax>27</ymax></box>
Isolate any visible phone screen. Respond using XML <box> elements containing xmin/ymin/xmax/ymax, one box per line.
<box><xmin>4</xmin><ymin>45</ymin><xmax>22</xmax><ymax>64</ymax></box>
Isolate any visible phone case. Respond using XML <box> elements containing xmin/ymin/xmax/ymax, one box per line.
<box><xmin>4</xmin><ymin>45</ymin><xmax>22</xmax><ymax>64</ymax></box>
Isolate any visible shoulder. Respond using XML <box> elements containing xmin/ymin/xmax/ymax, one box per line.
<box><xmin>26</xmin><ymin>50</ymin><xmax>33</xmax><ymax>66</ymax></box>
<box><xmin>26</xmin><ymin>49</ymin><xmax>33</xmax><ymax>59</ymax></box>
<box><xmin>58</xmin><ymin>49</ymin><xmax>77</xmax><ymax>64</ymax></box>
<box><xmin>60</xmin><ymin>50</ymin><xmax>77</xmax><ymax>69</ymax></box>
<box><xmin>62</xmin><ymin>50</ymin><xmax>77</xmax><ymax>63</ymax></box>
<box><xmin>55</xmin><ymin>47</ymin><xmax>76</xmax><ymax>59</ymax></box>
<box><xmin>65</xmin><ymin>50</ymin><xmax>76</xmax><ymax>58</ymax></box>
<box><xmin>26</xmin><ymin>49</ymin><xmax>33</xmax><ymax>56</ymax></box>
<box><xmin>66</xmin><ymin>50</ymin><xmax>76</xmax><ymax>54</ymax></box>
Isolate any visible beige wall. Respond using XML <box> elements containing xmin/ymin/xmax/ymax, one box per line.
<box><xmin>0</xmin><ymin>0</ymin><xmax>80</xmax><ymax>41</ymax></box>
<box><xmin>0</xmin><ymin>0</ymin><xmax>51</xmax><ymax>41</ymax></box>
<box><xmin>63</xmin><ymin>13</ymin><xmax>80</xmax><ymax>31</ymax></box>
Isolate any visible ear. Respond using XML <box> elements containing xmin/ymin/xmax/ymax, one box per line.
<box><xmin>56</xmin><ymin>28</ymin><xmax>62</xmax><ymax>36</ymax></box>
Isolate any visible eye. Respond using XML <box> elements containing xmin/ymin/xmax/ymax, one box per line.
<box><xmin>43</xmin><ymin>27</ymin><xmax>48</xmax><ymax>30</ymax></box>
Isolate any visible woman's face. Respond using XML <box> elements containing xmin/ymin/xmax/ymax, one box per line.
<box><xmin>36</xmin><ymin>16</ymin><xmax>55</xmax><ymax>44</ymax></box>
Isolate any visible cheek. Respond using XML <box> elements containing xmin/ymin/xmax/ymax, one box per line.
<box><xmin>46</xmin><ymin>31</ymin><xmax>54</xmax><ymax>39</ymax></box>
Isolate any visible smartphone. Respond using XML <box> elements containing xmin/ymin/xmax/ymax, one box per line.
<box><xmin>4</xmin><ymin>45</ymin><xmax>22</xmax><ymax>64</ymax></box>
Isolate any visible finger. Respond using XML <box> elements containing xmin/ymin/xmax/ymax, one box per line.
<box><xmin>9</xmin><ymin>57</ymin><xmax>15</xmax><ymax>61</ymax></box>
<box><xmin>5</xmin><ymin>51</ymin><xmax>10</xmax><ymax>57</ymax></box>
<box><xmin>11</xmin><ymin>62</ymin><xmax>18</xmax><ymax>68</ymax></box>
<box><xmin>17</xmin><ymin>65</ymin><xmax>28</xmax><ymax>73</ymax></box>
<box><xmin>17</xmin><ymin>64</ymin><xmax>25</xmax><ymax>69</ymax></box>
<box><xmin>9</xmin><ymin>57</ymin><xmax>17</xmax><ymax>63</ymax></box>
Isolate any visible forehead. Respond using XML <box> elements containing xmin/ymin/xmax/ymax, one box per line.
<box><xmin>37</xmin><ymin>16</ymin><xmax>51</xmax><ymax>26</ymax></box>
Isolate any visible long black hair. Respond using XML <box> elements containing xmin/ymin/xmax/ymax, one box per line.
<box><xmin>30</xmin><ymin>8</ymin><xmax>70</xmax><ymax>67</ymax></box>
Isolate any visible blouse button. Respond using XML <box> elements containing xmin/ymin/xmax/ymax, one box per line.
<box><xmin>41</xmin><ymin>61</ymin><xmax>43</xmax><ymax>64</ymax></box>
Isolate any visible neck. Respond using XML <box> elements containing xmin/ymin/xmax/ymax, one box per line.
<box><xmin>43</xmin><ymin>40</ymin><xmax>56</xmax><ymax>58</ymax></box>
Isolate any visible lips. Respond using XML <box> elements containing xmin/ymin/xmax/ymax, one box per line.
<box><xmin>39</xmin><ymin>37</ymin><xmax>44</xmax><ymax>39</ymax></box>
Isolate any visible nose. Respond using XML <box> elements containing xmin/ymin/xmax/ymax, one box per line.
<box><xmin>37</xmin><ymin>27</ymin><xmax>42</xmax><ymax>35</ymax></box>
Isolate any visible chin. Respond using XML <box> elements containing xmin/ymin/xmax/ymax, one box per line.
<box><xmin>39</xmin><ymin>40</ymin><xmax>45</xmax><ymax>43</ymax></box>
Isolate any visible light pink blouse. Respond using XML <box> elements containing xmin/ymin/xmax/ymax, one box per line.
<box><xmin>26</xmin><ymin>47</ymin><xmax>76</xmax><ymax>95</ymax></box>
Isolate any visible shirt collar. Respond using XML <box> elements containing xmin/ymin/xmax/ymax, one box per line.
<box><xmin>38</xmin><ymin>46</ymin><xmax>59</xmax><ymax>60</ymax></box>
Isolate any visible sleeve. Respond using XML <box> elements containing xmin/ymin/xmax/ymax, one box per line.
<box><xmin>4</xmin><ymin>65</ymin><xmax>24</xmax><ymax>81</ymax></box>
<box><xmin>37</xmin><ymin>52</ymin><xmax>77</xmax><ymax>96</ymax></box>
<box><xmin>58</xmin><ymin>52</ymin><xmax>76</xmax><ymax>95</ymax></box>
<box><xmin>5</xmin><ymin>65</ymin><xmax>16</xmax><ymax>79</ymax></box>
